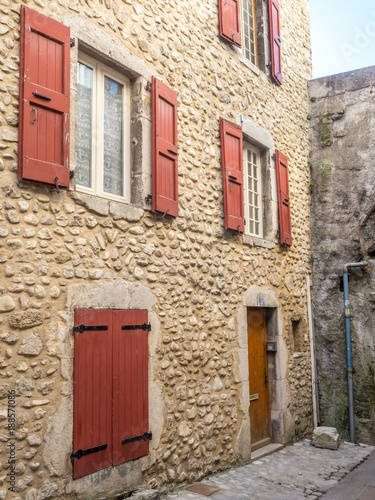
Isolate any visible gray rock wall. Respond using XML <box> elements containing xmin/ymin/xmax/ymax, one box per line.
<box><xmin>309</xmin><ymin>66</ymin><xmax>375</xmax><ymax>443</ymax></box>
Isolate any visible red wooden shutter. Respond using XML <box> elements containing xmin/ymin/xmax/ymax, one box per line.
<box><xmin>152</xmin><ymin>76</ymin><xmax>178</xmax><ymax>217</ymax></box>
<box><xmin>220</xmin><ymin>118</ymin><xmax>244</xmax><ymax>232</ymax></box>
<box><xmin>275</xmin><ymin>150</ymin><xmax>292</xmax><ymax>246</ymax></box>
<box><xmin>113</xmin><ymin>310</ymin><xmax>149</xmax><ymax>465</ymax></box>
<box><xmin>218</xmin><ymin>0</ymin><xmax>242</xmax><ymax>47</ymax></box>
<box><xmin>73</xmin><ymin>309</ymin><xmax>113</xmax><ymax>479</ymax></box>
<box><xmin>268</xmin><ymin>0</ymin><xmax>282</xmax><ymax>85</ymax></box>
<box><xmin>19</xmin><ymin>6</ymin><xmax>70</xmax><ymax>188</ymax></box>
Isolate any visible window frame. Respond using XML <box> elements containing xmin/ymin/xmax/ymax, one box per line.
<box><xmin>242</xmin><ymin>0</ymin><xmax>258</xmax><ymax>66</ymax></box>
<box><xmin>243</xmin><ymin>141</ymin><xmax>263</xmax><ymax>238</ymax></box>
<box><xmin>76</xmin><ymin>53</ymin><xmax>131</xmax><ymax>204</ymax></box>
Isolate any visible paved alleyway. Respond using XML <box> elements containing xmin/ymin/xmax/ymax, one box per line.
<box><xmin>162</xmin><ymin>440</ymin><xmax>374</xmax><ymax>500</ymax></box>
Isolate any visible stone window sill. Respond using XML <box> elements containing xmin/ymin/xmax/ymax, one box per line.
<box><xmin>238</xmin><ymin>53</ymin><xmax>261</xmax><ymax>76</ymax></box>
<box><xmin>243</xmin><ymin>233</ymin><xmax>275</xmax><ymax>249</ymax></box>
<box><xmin>70</xmin><ymin>191</ymin><xmax>144</xmax><ymax>222</ymax></box>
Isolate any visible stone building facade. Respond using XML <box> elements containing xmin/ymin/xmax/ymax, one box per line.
<box><xmin>309</xmin><ymin>66</ymin><xmax>375</xmax><ymax>445</ymax></box>
<box><xmin>0</xmin><ymin>0</ymin><xmax>312</xmax><ymax>498</ymax></box>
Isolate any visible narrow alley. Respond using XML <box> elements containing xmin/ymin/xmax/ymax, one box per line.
<box><xmin>162</xmin><ymin>441</ymin><xmax>374</xmax><ymax>500</ymax></box>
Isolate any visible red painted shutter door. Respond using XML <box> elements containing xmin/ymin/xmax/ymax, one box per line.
<box><xmin>73</xmin><ymin>310</ymin><xmax>113</xmax><ymax>479</ymax></box>
<box><xmin>275</xmin><ymin>150</ymin><xmax>292</xmax><ymax>246</ymax></box>
<box><xmin>220</xmin><ymin>118</ymin><xmax>244</xmax><ymax>232</ymax></box>
<box><xmin>113</xmin><ymin>310</ymin><xmax>149</xmax><ymax>465</ymax></box>
<box><xmin>152</xmin><ymin>76</ymin><xmax>179</xmax><ymax>217</ymax></box>
<box><xmin>19</xmin><ymin>6</ymin><xmax>70</xmax><ymax>187</ymax></box>
<box><xmin>269</xmin><ymin>0</ymin><xmax>282</xmax><ymax>85</ymax></box>
<box><xmin>218</xmin><ymin>0</ymin><xmax>242</xmax><ymax>47</ymax></box>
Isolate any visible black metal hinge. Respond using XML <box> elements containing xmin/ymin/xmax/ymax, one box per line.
<box><xmin>71</xmin><ymin>444</ymin><xmax>107</xmax><ymax>460</ymax></box>
<box><xmin>70</xmin><ymin>37</ymin><xmax>76</xmax><ymax>47</ymax></box>
<box><xmin>73</xmin><ymin>324</ymin><xmax>108</xmax><ymax>335</ymax></box>
<box><xmin>32</xmin><ymin>92</ymin><xmax>51</xmax><ymax>101</ymax></box>
<box><xmin>122</xmin><ymin>323</ymin><xmax>151</xmax><ymax>331</ymax></box>
<box><xmin>122</xmin><ymin>432</ymin><xmax>152</xmax><ymax>446</ymax></box>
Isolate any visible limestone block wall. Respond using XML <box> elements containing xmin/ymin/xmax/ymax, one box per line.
<box><xmin>0</xmin><ymin>0</ymin><xmax>312</xmax><ymax>498</ymax></box>
<box><xmin>309</xmin><ymin>66</ymin><xmax>375</xmax><ymax>444</ymax></box>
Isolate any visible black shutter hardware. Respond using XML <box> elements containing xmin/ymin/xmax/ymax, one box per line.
<box><xmin>32</xmin><ymin>92</ymin><xmax>52</xmax><ymax>101</ymax></box>
<box><xmin>122</xmin><ymin>432</ymin><xmax>152</xmax><ymax>446</ymax></box>
<box><xmin>122</xmin><ymin>323</ymin><xmax>151</xmax><ymax>331</ymax></box>
<box><xmin>73</xmin><ymin>324</ymin><xmax>109</xmax><ymax>335</ymax></box>
<box><xmin>71</xmin><ymin>444</ymin><xmax>107</xmax><ymax>460</ymax></box>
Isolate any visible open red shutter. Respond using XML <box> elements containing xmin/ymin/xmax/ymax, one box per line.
<box><xmin>218</xmin><ymin>0</ymin><xmax>242</xmax><ymax>47</ymax></box>
<box><xmin>113</xmin><ymin>310</ymin><xmax>149</xmax><ymax>465</ymax></box>
<box><xmin>268</xmin><ymin>0</ymin><xmax>282</xmax><ymax>85</ymax></box>
<box><xmin>275</xmin><ymin>150</ymin><xmax>292</xmax><ymax>246</ymax></box>
<box><xmin>220</xmin><ymin>118</ymin><xmax>244</xmax><ymax>232</ymax></box>
<box><xmin>152</xmin><ymin>76</ymin><xmax>178</xmax><ymax>217</ymax></box>
<box><xmin>73</xmin><ymin>309</ymin><xmax>113</xmax><ymax>479</ymax></box>
<box><xmin>19</xmin><ymin>6</ymin><xmax>70</xmax><ymax>188</ymax></box>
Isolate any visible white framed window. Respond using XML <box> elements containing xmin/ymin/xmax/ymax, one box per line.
<box><xmin>242</xmin><ymin>0</ymin><xmax>257</xmax><ymax>65</ymax></box>
<box><xmin>243</xmin><ymin>142</ymin><xmax>262</xmax><ymax>237</ymax></box>
<box><xmin>76</xmin><ymin>54</ymin><xmax>131</xmax><ymax>203</ymax></box>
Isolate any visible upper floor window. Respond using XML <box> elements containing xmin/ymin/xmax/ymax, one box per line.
<box><xmin>76</xmin><ymin>55</ymin><xmax>131</xmax><ymax>203</ymax></box>
<box><xmin>242</xmin><ymin>0</ymin><xmax>257</xmax><ymax>65</ymax></box>
<box><xmin>218</xmin><ymin>0</ymin><xmax>282</xmax><ymax>84</ymax></box>
<box><xmin>243</xmin><ymin>142</ymin><xmax>262</xmax><ymax>237</ymax></box>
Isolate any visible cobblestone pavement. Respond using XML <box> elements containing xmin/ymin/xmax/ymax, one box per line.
<box><xmin>162</xmin><ymin>440</ymin><xmax>375</xmax><ymax>500</ymax></box>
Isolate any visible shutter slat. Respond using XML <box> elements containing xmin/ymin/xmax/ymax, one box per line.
<box><xmin>220</xmin><ymin>118</ymin><xmax>244</xmax><ymax>232</ymax></box>
<box><xmin>275</xmin><ymin>150</ymin><xmax>292</xmax><ymax>246</ymax></box>
<box><xmin>152</xmin><ymin>77</ymin><xmax>179</xmax><ymax>217</ymax></box>
<box><xmin>218</xmin><ymin>0</ymin><xmax>242</xmax><ymax>47</ymax></box>
<box><xmin>113</xmin><ymin>310</ymin><xmax>149</xmax><ymax>465</ymax></box>
<box><xmin>269</xmin><ymin>0</ymin><xmax>282</xmax><ymax>85</ymax></box>
<box><xmin>19</xmin><ymin>6</ymin><xmax>70</xmax><ymax>187</ymax></box>
<box><xmin>73</xmin><ymin>309</ymin><xmax>113</xmax><ymax>479</ymax></box>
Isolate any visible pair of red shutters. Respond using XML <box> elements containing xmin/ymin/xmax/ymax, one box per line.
<box><xmin>220</xmin><ymin>119</ymin><xmax>292</xmax><ymax>246</ymax></box>
<box><xmin>73</xmin><ymin>309</ymin><xmax>149</xmax><ymax>479</ymax></box>
<box><xmin>18</xmin><ymin>6</ymin><xmax>178</xmax><ymax>217</ymax></box>
<box><xmin>218</xmin><ymin>0</ymin><xmax>282</xmax><ymax>86</ymax></box>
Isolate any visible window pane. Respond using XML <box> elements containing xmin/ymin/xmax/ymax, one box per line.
<box><xmin>243</xmin><ymin>0</ymin><xmax>257</xmax><ymax>65</ymax></box>
<box><xmin>243</xmin><ymin>144</ymin><xmax>262</xmax><ymax>237</ymax></box>
<box><xmin>103</xmin><ymin>76</ymin><xmax>123</xmax><ymax>196</ymax></box>
<box><xmin>76</xmin><ymin>63</ymin><xmax>93</xmax><ymax>188</ymax></box>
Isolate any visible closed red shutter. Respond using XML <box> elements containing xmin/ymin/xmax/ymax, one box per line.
<box><xmin>113</xmin><ymin>310</ymin><xmax>149</xmax><ymax>465</ymax></box>
<box><xmin>152</xmin><ymin>76</ymin><xmax>178</xmax><ymax>217</ymax></box>
<box><xmin>220</xmin><ymin>118</ymin><xmax>244</xmax><ymax>232</ymax></box>
<box><xmin>275</xmin><ymin>150</ymin><xmax>292</xmax><ymax>246</ymax></box>
<box><xmin>73</xmin><ymin>309</ymin><xmax>150</xmax><ymax>478</ymax></box>
<box><xmin>73</xmin><ymin>309</ymin><xmax>113</xmax><ymax>479</ymax></box>
<box><xmin>218</xmin><ymin>0</ymin><xmax>242</xmax><ymax>47</ymax></box>
<box><xmin>19</xmin><ymin>6</ymin><xmax>70</xmax><ymax>188</ymax></box>
<box><xmin>268</xmin><ymin>0</ymin><xmax>282</xmax><ymax>85</ymax></box>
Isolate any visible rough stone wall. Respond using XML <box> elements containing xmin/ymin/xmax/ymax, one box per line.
<box><xmin>0</xmin><ymin>0</ymin><xmax>312</xmax><ymax>498</ymax></box>
<box><xmin>309</xmin><ymin>66</ymin><xmax>375</xmax><ymax>444</ymax></box>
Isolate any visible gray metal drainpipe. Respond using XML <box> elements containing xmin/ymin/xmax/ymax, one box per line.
<box><xmin>342</xmin><ymin>261</ymin><xmax>368</xmax><ymax>443</ymax></box>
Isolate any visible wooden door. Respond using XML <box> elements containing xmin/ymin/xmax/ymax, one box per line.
<box><xmin>247</xmin><ymin>308</ymin><xmax>271</xmax><ymax>450</ymax></box>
